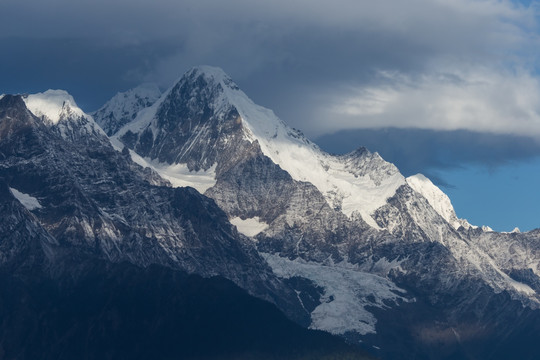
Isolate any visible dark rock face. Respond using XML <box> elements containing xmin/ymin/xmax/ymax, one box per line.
<box><xmin>120</xmin><ymin>70</ymin><xmax>252</xmax><ymax>174</ymax></box>
<box><xmin>0</xmin><ymin>179</ymin><xmax>57</xmax><ymax>274</ymax></box>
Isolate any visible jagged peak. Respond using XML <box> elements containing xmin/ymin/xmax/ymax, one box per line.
<box><xmin>150</xmin><ymin>65</ymin><xmax>288</xmax><ymax>145</ymax></box>
<box><xmin>20</xmin><ymin>90</ymin><xmax>108</xmax><ymax>142</ymax></box>
<box><xmin>345</xmin><ymin>146</ymin><xmax>369</xmax><ymax>157</ymax></box>
<box><xmin>23</xmin><ymin>89</ymin><xmax>87</xmax><ymax>124</ymax></box>
<box><xmin>0</xmin><ymin>95</ymin><xmax>39</xmax><ymax>129</ymax></box>
<box><xmin>340</xmin><ymin>148</ymin><xmax>391</xmax><ymax>166</ymax></box>
<box><xmin>100</xmin><ymin>83</ymin><xmax>161</xmax><ymax>109</ymax></box>
<box><xmin>184</xmin><ymin>65</ymin><xmax>239</xmax><ymax>89</ymax></box>
<box><xmin>0</xmin><ymin>94</ymin><xmax>27</xmax><ymax>112</ymax></box>
<box><xmin>160</xmin><ymin>66</ymin><xmax>242</xmax><ymax>106</ymax></box>
<box><xmin>92</xmin><ymin>83</ymin><xmax>161</xmax><ymax>136</ymax></box>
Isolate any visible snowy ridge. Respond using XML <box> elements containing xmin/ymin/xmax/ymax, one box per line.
<box><xmin>23</xmin><ymin>90</ymin><xmax>87</xmax><ymax>124</ymax></box>
<box><xmin>109</xmin><ymin>137</ymin><xmax>217</xmax><ymax>193</ymax></box>
<box><xmin>406</xmin><ymin>174</ymin><xmax>473</xmax><ymax>230</ymax></box>
<box><xmin>117</xmin><ymin>66</ymin><xmax>405</xmax><ymax>228</ymax></box>
<box><xmin>447</xmin><ymin>230</ymin><xmax>537</xmax><ymax>299</ymax></box>
<box><xmin>23</xmin><ymin>90</ymin><xmax>106</xmax><ymax>140</ymax></box>
<box><xmin>92</xmin><ymin>83</ymin><xmax>161</xmax><ymax>136</ymax></box>
<box><xmin>262</xmin><ymin>253</ymin><xmax>410</xmax><ymax>335</ymax></box>
<box><xmin>115</xmin><ymin>82</ymin><xmax>177</xmax><ymax>139</ymax></box>
<box><xmin>387</xmin><ymin>180</ymin><xmax>539</xmax><ymax>306</ymax></box>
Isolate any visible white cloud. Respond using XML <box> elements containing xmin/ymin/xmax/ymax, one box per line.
<box><xmin>320</xmin><ymin>67</ymin><xmax>540</xmax><ymax>137</ymax></box>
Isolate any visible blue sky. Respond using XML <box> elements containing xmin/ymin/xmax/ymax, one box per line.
<box><xmin>1</xmin><ymin>0</ymin><xmax>539</xmax><ymax>231</ymax></box>
<box><xmin>440</xmin><ymin>158</ymin><xmax>540</xmax><ymax>232</ymax></box>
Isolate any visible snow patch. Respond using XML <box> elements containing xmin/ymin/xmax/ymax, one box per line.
<box><xmin>131</xmin><ymin>151</ymin><xmax>216</xmax><ymax>193</ymax></box>
<box><xmin>10</xmin><ymin>187</ymin><xmax>42</xmax><ymax>210</ymax></box>
<box><xmin>110</xmin><ymin>138</ymin><xmax>216</xmax><ymax>193</ymax></box>
<box><xmin>24</xmin><ymin>90</ymin><xmax>86</xmax><ymax>124</ymax></box>
<box><xmin>504</xmin><ymin>275</ymin><xmax>536</xmax><ymax>296</ymax></box>
<box><xmin>262</xmin><ymin>253</ymin><xmax>410</xmax><ymax>335</ymax></box>
<box><xmin>230</xmin><ymin>217</ymin><xmax>268</xmax><ymax>237</ymax></box>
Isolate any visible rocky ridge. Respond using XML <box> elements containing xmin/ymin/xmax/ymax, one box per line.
<box><xmin>0</xmin><ymin>93</ymin><xmax>306</xmax><ymax>323</ymax></box>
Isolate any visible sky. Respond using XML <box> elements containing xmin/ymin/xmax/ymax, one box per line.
<box><xmin>1</xmin><ymin>0</ymin><xmax>540</xmax><ymax>231</ymax></box>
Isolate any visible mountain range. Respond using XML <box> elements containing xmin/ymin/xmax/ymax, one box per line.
<box><xmin>1</xmin><ymin>66</ymin><xmax>539</xmax><ymax>359</ymax></box>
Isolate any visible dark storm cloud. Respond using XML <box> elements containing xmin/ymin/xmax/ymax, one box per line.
<box><xmin>1</xmin><ymin>0</ymin><xmax>539</xmax><ymax>134</ymax></box>
<box><xmin>315</xmin><ymin>128</ymin><xmax>540</xmax><ymax>186</ymax></box>
<box><xmin>0</xmin><ymin>37</ymin><xmax>179</xmax><ymax>110</ymax></box>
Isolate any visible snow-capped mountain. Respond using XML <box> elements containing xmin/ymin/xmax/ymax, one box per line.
<box><xmin>2</xmin><ymin>67</ymin><xmax>540</xmax><ymax>359</ymax></box>
<box><xmin>109</xmin><ymin>66</ymin><xmax>540</xmax><ymax>359</ymax></box>
<box><xmin>92</xmin><ymin>83</ymin><xmax>161</xmax><ymax>136</ymax></box>
<box><xmin>113</xmin><ymin>66</ymin><xmax>405</xmax><ymax>228</ymax></box>
<box><xmin>23</xmin><ymin>90</ymin><xmax>106</xmax><ymax>144</ymax></box>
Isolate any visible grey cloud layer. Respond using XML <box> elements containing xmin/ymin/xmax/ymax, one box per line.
<box><xmin>1</xmin><ymin>0</ymin><xmax>539</xmax><ymax>135</ymax></box>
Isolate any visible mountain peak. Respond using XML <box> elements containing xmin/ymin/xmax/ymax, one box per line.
<box><xmin>23</xmin><ymin>89</ymin><xmax>86</xmax><ymax>124</ymax></box>
<box><xmin>20</xmin><ymin>90</ymin><xmax>107</xmax><ymax>143</ymax></box>
<box><xmin>0</xmin><ymin>95</ymin><xmax>38</xmax><ymax>131</ymax></box>
<box><xmin>188</xmin><ymin>65</ymin><xmax>233</xmax><ymax>81</ymax></box>
<box><xmin>92</xmin><ymin>83</ymin><xmax>161</xmax><ymax>136</ymax></box>
<box><xmin>0</xmin><ymin>94</ymin><xmax>27</xmax><ymax>112</ymax></box>
<box><xmin>406</xmin><ymin>173</ymin><xmax>473</xmax><ymax>230</ymax></box>
<box><xmin>179</xmin><ymin>65</ymin><xmax>241</xmax><ymax>93</ymax></box>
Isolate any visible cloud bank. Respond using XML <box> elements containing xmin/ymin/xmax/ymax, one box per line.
<box><xmin>319</xmin><ymin>67</ymin><xmax>540</xmax><ymax>137</ymax></box>
<box><xmin>1</xmin><ymin>0</ymin><xmax>539</xmax><ymax>137</ymax></box>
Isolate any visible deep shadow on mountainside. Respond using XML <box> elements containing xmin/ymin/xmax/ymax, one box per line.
<box><xmin>0</xmin><ymin>258</ymin><xmax>373</xmax><ymax>360</ymax></box>
<box><xmin>0</xmin><ymin>94</ymin><xmax>373</xmax><ymax>360</ymax></box>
